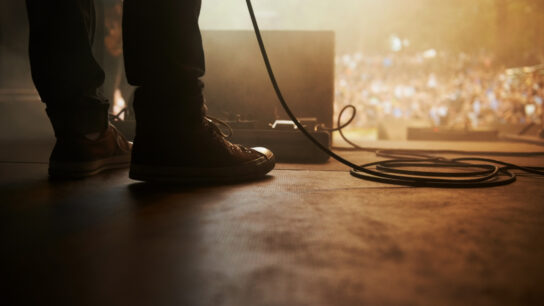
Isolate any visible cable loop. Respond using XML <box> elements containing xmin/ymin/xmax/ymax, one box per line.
<box><xmin>246</xmin><ymin>0</ymin><xmax>544</xmax><ymax>188</ymax></box>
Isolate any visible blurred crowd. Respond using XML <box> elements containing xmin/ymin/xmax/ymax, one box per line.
<box><xmin>335</xmin><ymin>51</ymin><xmax>544</xmax><ymax>129</ymax></box>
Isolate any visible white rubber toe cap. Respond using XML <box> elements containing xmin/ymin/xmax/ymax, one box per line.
<box><xmin>252</xmin><ymin>147</ymin><xmax>274</xmax><ymax>160</ymax></box>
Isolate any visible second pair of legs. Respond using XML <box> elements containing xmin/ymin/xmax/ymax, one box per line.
<box><xmin>26</xmin><ymin>0</ymin><xmax>275</xmax><ymax>183</ymax></box>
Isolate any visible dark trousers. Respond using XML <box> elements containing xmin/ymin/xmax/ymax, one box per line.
<box><xmin>25</xmin><ymin>0</ymin><xmax>204</xmax><ymax>136</ymax></box>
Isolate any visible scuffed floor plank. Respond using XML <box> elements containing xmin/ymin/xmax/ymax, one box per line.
<box><xmin>1</xmin><ymin>150</ymin><xmax>544</xmax><ymax>306</ymax></box>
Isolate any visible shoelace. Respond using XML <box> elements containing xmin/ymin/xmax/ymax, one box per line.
<box><xmin>205</xmin><ymin>116</ymin><xmax>233</xmax><ymax>138</ymax></box>
<box><xmin>204</xmin><ymin>116</ymin><xmax>256</xmax><ymax>154</ymax></box>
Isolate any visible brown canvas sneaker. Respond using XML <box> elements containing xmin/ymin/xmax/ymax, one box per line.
<box><xmin>129</xmin><ymin>117</ymin><xmax>275</xmax><ymax>183</ymax></box>
<box><xmin>48</xmin><ymin>124</ymin><xmax>132</xmax><ymax>178</ymax></box>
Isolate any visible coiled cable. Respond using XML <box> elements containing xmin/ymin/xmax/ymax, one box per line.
<box><xmin>246</xmin><ymin>0</ymin><xmax>544</xmax><ymax>187</ymax></box>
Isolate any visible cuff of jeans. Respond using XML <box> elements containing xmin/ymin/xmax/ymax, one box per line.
<box><xmin>46</xmin><ymin>99</ymin><xmax>110</xmax><ymax>137</ymax></box>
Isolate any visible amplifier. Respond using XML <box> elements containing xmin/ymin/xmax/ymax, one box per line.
<box><xmin>202</xmin><ymin>30</ymin><xmax>335</xmax><ymax>130</ymax></box>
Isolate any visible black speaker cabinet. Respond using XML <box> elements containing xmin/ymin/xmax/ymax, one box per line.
<box><xmin>202</xmin><ymin>30</ymin><xmax>335</xmax><ymax>129</ymax></box>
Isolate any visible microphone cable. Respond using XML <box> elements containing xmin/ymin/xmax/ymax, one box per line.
<box><xmin>245</xmin><ymin>0</ymin><xmax>544</xmax><ymax>188</ymax></box>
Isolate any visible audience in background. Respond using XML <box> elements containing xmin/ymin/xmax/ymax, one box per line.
<box><xmin>335</xmin><ymin>51</ymin><xmax>544</xmax><ymax>129</ymax></box>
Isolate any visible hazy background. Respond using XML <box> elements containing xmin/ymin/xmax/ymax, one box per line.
<box><xmin>1</xmin><ymin>0</ymin><xmax>543</xmax><ymax>89</ymax></box>
<box><xmin>0</xmin><ymin>0</ymin><xmax>543</xmax><ymax>141</ymax></box>
<box><xmin>201</xmin><ymin>0</ymin><xmax>544</xmax><ymax>64</ymax></box>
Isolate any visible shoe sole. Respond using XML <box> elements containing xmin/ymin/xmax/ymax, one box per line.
<box><xmin>49</xmin><ymin>155</ymin><xmax>131</xmax><ymax>179</ymax></box>
<box><xmin>129</xmin><ymin>156</ymin><xmax>275</xmax><ymax>183</ymax></box>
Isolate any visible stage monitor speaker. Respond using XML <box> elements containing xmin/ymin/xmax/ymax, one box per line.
<box><xmin>202</xmin><ymin>30</ymin><xmax>335</xmax><ymax>129</ymax></box>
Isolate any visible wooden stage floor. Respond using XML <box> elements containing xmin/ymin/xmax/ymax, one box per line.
<box><xmin>1</xmin><ymin>139</ymin><xmax>544</xmax><ymax>306</ymax></box>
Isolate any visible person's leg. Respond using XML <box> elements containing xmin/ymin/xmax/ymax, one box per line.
<box><xmin>123</xmin><ymin>0</ymin><xmax>205</xmax><ymax>126</ymax></box>
<box><xmin>26</xmin><ymin>0</ymin><xmax>131</xmax><ymax>178</ymax></box>
<box><xmin>123</xmin><ymin>1</ymin><xmax>204</xmax><ymax>92</ymax></box>
<box><xmin>123</xmin><ymin>0</ymin><xmax>275</xmax><ymax>183</ymax></box>
<box><xmin>26</xmin><ymin>0</ymin><xmax>109</xmax><ymax>136</ymax></box>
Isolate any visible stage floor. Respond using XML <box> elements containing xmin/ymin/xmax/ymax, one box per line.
<box><xmin>2</xmin><ymin>139</ymin><xmax>544</xmax><ymax>306</ymax></box>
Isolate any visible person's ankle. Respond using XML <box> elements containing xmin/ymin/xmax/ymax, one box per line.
<box><xmin>132</xmin><ymin>85</ymin><xmax>208</xmax><ymax>139</ymax></box>
<box><xmin>84</xmin><ymin>132</ymin><xmax>102</xmax><ymax>141</ymax></box>
<box><xmin>46</xmin><ymin>99</ymin><xmax>110</xmax><ymax>138</ymax></box>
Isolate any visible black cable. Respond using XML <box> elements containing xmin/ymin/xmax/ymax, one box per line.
<box><xmin>245</xmin><ymin>0</ymin><xmax>544</xmax><ymax>188</ymax></box>
<box><xmin>318</xmin><ymin>105</ymin><xmax>358</xmax><ymax>133</ymax></box>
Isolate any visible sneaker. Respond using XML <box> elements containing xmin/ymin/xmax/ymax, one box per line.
<box><xmin>129</xmin><ymin>117</ymin><xmax>275</xmax><ymax>183</ymax></box>
<box><xmin>48</xmin><ymin>124</ymin><xmax>132</xmax><ymax>178</ymax></box>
